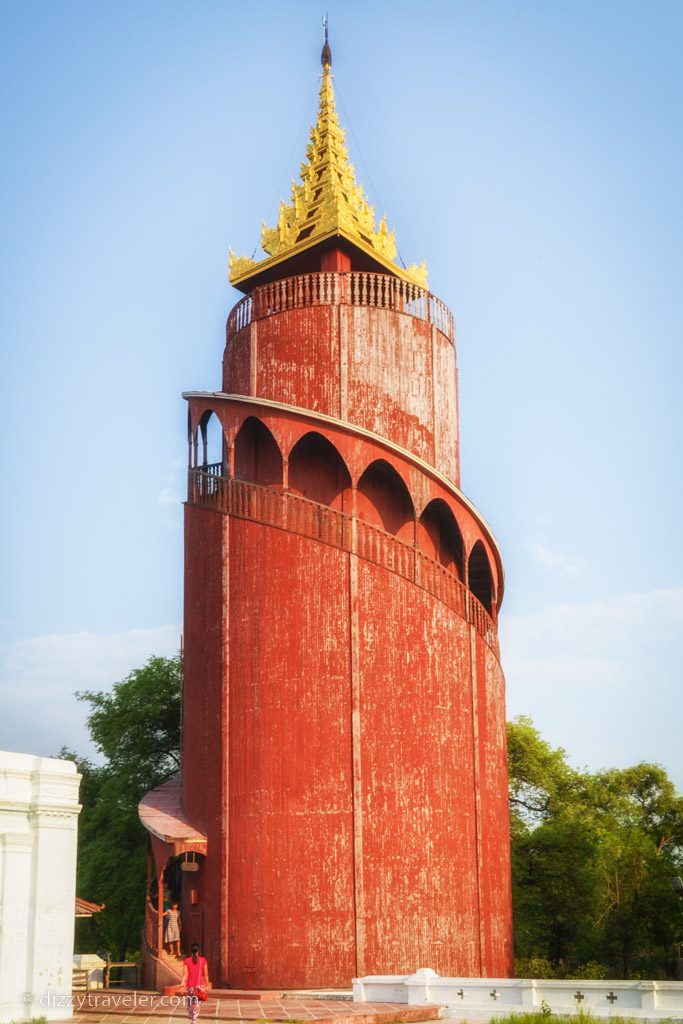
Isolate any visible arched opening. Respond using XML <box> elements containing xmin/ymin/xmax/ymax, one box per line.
<box><xmin>356</xmin><ymin>460</ymin><xmax>415</xmax><ymax>540</ymax></box>
<box><xmin>417</xmin><ymin>499</ymin><xmax>464</xmax><ymax>578</ymax></box>
<box><xmin>233</xmin><ymin>417</ymin><xmax>283</xmax><ymax>487</ymax></box>
<box><xmin>187</xmin><ymin>408</ymin><xmax>195</xmax><ymax>467</ymax></box>
<box><xmin>198</xmin><ymin>410</ymin><xmax>224</xmax><ymax>469</ymax></box>
<box><xmin>468</xmin><ymin>541</ymin><xmax>494</xmax><ymax>615</ymax></box>
<box><xmin>145</xmin><ymin>844</ymin><xmax>207</xmax><ymax>959</ymax></box>
<box><xmin>288</xmin><ymin>433</ymin><xmax>352</xmax><ymax>511</ymax></box>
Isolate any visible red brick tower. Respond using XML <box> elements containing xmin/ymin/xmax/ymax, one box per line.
<box><xmin>140</xmin><ymin>34</ymin><xmax>513</xmax><ymax>991</ymax></box>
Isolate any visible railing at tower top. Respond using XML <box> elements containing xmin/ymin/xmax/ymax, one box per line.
<box><xmin>188</xmin><ymin>467</ymin><xmax>498</xmax><ymax>659</ymax></box>
<box><xmin>227</xmin><ymin>271</ymin><xmax>455</xmax><ymax>346</ymax></box>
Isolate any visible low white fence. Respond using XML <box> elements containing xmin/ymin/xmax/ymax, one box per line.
<box><xmin>353</xmin><ymin>969</ymin><xmax>683</xmax><ymax>1020</ymax></box>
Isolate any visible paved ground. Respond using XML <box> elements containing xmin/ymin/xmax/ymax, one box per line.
<box><xmin>66</xmin><ymin>991</ymin><xmax>442</xmax><ymax>1024</ymax></box>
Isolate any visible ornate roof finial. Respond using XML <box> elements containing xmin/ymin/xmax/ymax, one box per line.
<box><xmin>228</xmin><ymin>29</ymin><xmax>428</xmax><ymax>291</ymax></box>
<box><xmin>321</xmin><ymin>15</ymin><xmax>332</xmax><ymax>67</ymax></box>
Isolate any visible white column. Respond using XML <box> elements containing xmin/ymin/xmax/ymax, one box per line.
<box><xmin>0</xmin><ymin>753</ymin><xmax>81</xmax><ymax>1023</ymax></box>
<box><xmin>0</xmin><ymin>833</ymin><xmax>34</xmax><ymax>1017</ymax></box>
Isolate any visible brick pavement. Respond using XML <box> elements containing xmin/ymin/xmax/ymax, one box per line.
<box><xmin>65</xmin><ymin>991</ymin><xmax>442</xmax><ymax>1024</ymax></box>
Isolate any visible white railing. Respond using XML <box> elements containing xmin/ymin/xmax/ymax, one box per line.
<box><xmin>354</xmin><ymin>969</ymin><xmax>683</xmax><ymax>1021</ymax></box>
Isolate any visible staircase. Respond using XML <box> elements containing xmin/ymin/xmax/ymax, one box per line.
<box><xmin>140</xmin><ymin>930</ymin><xmax>184</xmax><ymax>992</ymax></box>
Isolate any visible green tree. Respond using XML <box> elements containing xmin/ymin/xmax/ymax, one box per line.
<box><xmin>585</xmin><ymin>765</ymin><xmax>683</xmax><ymax>978</ymax></box>
<box><xmin>513</xmin><ymin>817</ymin><xmax>601</xmax><ymax>969</ymax></box>
<box><xmin>78</xmin><ymin>655</ymin><xmax>181</xmax><ymax>789</ymax></box>
<box><xmin>508</xmin><ymin>717</ymin><xmax>683</xmax><ymax>979</ymax></box>
<box><xmin>507</xmin><ymin>715</ymin><xmax>580</xmax><ymax>828</ymax></box>
<box><xmin>508</xmin><ymin>717</ymin><xmax>600</xmax><ymax>971</ymax></box>
<box><xmin>62</xmin><ymin>655</ymin><xmax>181</xmax><ymax>959</ymax></box>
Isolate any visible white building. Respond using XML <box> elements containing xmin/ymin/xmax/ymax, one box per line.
<box><xmin>0</xmin><ymin>751</ymin><xmax>81</xmax><ymax>1022</ymax></box>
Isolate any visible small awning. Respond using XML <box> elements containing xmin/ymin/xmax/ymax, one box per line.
<box><xmin>76</xmin><ymin>896</ymin><xmax>105</xmax><ymax>918</ymax></box>
<box><xmin>138</xmin><ymin>777</ymin><xmax>208</xmax><ymax>862</ymax></box>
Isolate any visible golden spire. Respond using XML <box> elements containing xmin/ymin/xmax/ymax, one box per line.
<box><xmin>321</xmin><ymin>14</ymin><xmax>332</xmax><ymax>68</ymax></box>
<box><xmin>229</xmin><ymin>31</ymin><xmax>427</xmax><ymax>291</ymax></box>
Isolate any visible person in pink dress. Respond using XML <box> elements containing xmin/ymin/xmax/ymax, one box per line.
<box><xmin>180</xmin><ymin>943</ymin><xmax>210</xmax><ymax>1023</ymax></box>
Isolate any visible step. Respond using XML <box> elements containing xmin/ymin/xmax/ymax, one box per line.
<box><xmin>289</xmin><ymin>989</ymin><xmax>354</xmax><ymax>1000</ymax></box>
<box><xmin>164</xmin><ymin>986</ymin><xmax>286</xmax><ymax>1000</ymax></box>
<box><xmin>164</xmin><ymin>986</ymin><xmax>351</xmax><ymax>1001</ymax></box>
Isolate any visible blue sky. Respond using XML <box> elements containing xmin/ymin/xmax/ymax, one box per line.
<box><xmin>1</xmin><ymin>1</ymin><xmax>681</xmax><ymax>784</ymax></box>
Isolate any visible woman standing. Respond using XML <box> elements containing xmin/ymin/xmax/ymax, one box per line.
<box><xmin>164</xmin><ymin>902</ymin><xmax>181</xmax><ymax>958</ymax></box>
<box><xmin>181</xmin><ymin>943</ymin><xmax>210</xmax><ymax>1024</ymax></box>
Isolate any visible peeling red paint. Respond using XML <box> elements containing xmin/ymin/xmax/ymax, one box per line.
<box><xmin>223</xmin><ymin>304</ymin><xmax>459</xmax><ymax>487</ymax></box>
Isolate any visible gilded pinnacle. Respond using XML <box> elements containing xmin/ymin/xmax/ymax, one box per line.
<box><xmin>321</xmin><ymin>15</ymin><xmax>332</xmax><ymax>67</ymax></box>
<box><xmin>229</xmin><ymin>49</ymin><xmax>427</xmax><ymax>290</ymax></box>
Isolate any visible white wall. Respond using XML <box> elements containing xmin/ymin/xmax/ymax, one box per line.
<box><xmin>0</xmin><ymin>751</ymin><xmax>81</xmax><ymax>1023</ymax></box>
<box><xmin>353</xmin><ymin>969</ymin><xmax>683</xmax><ymax>1020</ymax></box>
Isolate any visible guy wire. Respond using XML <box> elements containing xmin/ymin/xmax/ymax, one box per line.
<box><xmin>250</xmin><ymin>83</ymin><xmax>319</xmax><ymax>260</ymax></box>
<box><xmin>334</xmin><ymin>79</ymin><xmax>409</xmax><ymax>271</ymax></box>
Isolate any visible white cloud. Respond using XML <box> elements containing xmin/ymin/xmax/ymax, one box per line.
<box><xmin>501</xmin><ymin>587</ymin><xmax>683</xmax><ymax>786</ymax></box>
<box><xmin>522</xmin><ymin>508</ymin><xmax>553</xmax><ymax>530</ymax></box>
<box><xmin>157</xmin><ymin>458</ymin><xmax>186</xmax><ymax>526</ymax></box>
<box><xmin>0</xmin><ymin>625</ymin><xmax>181</xmax><ymax>761</ymax></box>
<box><xmin>524</xmin><ymin>539</ymin><xmax>586</xmax><ymax>578</ymax></box>
<box><xmin>157</xmin><ymin>486</ymin><xmax>181</xmax><ymax>507</ymax></box>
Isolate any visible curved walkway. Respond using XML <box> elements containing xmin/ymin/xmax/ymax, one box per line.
<box><xmin>189</xmin><ymin>472</ymin><xmax>499</xmax><ymax>659</ymax></box>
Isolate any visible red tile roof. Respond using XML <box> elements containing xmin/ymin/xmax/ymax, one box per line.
<box><xmin>138</xmin><ymin>777</ymin><xmax>208</xmax><ymax>851</ymax></box>
<box><xmin>75</xmin><ymin>896</ymin><xmax>105</xmax><ymax>917</ymax></box>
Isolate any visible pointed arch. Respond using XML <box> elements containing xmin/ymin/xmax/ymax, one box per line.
<box><xmin>356</xmin><ymin>460</ymin><xmax>415</xmax><ymax>540</ymax></box>
<box><xmin>188</xmin><ymin>407</ymin><xmax>197</xmax><ymax>468</ymax></box>
<box><xmin>288</xmin><ymin>432</ymin><xmax>352</xmax><ymax>511</ymax></box>
<box><xmin>468</xmin><ymin>541</ymin><xmax>494</xmax><ymax>615</ymax></box>
<box><xmin>198</xmin><ymin>410</ymin><xmax>224</xmax><ymax>469</ymax></box>
<box><xmin>233</xmin><ymin>417</ymin><xmax>283</xmax><ymax>487</ymax></box>
<box><xmin>417</xmin><ymin>499</ymin><xmax>464</xmax><ymax>579</ymax></box>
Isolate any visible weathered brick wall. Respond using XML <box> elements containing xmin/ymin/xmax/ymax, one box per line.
<box><xmin>475</xmin><ymin>638</ymin><xmax>514</xmax><ymax>976</ymax></box>
<box><xmin>223</xmin><ymin>305</ymin><xmax>459</xmax><ymax>486</ymax></box>
<box><xmin>356</xmin><ymin>558</ymin><xmax>481</xmax><ymax>977</ymax></box>
<box><xmin>226</xmin><ymin>521</ymin><xmax>355</xmax><ymax>988</ymax></box>
<box><xmin>182</xmin><ymin>505</ymin><xmax>229</xmax><ymax>980</ymax></box>
<box><xmin>183</xmin><ymin>506</ymin><xmax>512</xmax><ymax>986</ymax></box>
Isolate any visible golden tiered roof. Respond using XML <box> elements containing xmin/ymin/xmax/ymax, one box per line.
<box><xmin>229</xmin><ymin>38</ymin><xmax>427</xmax><ymax>290</ymax></box>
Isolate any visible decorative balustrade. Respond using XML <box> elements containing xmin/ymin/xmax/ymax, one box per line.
<box><xmin>287</xmin><ymin>491</ymin><xmax>348</xmax><ymax>549</ymax></box>
<box><xmin>468</xmin><ymin>593</ymin><xmax>498</xmax><ymax>653</ymax></box>
<box><xmin>145</xmin><ymin>899</ymin><xmax>159</xmax><ymax>954</ymax></box>
<box><xmin>188</xmin><ymin>468</ymin><xmax>499</xmax><ymax>658</ymax></box>
<box><xmin>227</xmin><ymin>271</ymin><xmax>455</xmax><ymax>345</ymax></box>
